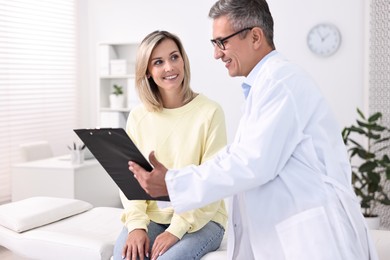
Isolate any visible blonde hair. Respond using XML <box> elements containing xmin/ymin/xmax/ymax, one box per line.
<box><xmin>135</xmin><ymin>31</ymin><xmax>194</xmax><ymax>112</ymax></box>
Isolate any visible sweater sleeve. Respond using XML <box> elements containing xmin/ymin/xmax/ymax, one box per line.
<box><xmin>166</xmin><ymin>200</ymin><xmax>224</xmax><ymax>239</ymax></box>
<box><xmin>119</xmin><ymin>190</ymin><xmax>150</xmax><ymax>233</ymax></box>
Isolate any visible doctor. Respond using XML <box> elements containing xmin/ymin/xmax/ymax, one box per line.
<box><xmin>129</xmin><ymin>0</ymin><xmax>378</xmax><ymax>259</ymax></box>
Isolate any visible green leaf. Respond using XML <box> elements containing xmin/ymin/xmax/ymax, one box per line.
<box><xmin>112</xmin><ymin>84</ymin><xmax>123</xmax><ymax>95</ymax></box>
<box><xmin>354</xmin><ymin>188</ymin><xmax>364</xmax><ymax>197</ymax></box>
<box><xmin>367</xmin><ymin>172</ymin><xmax>380</xmax><ymax>186</ymax></box>
<box><xmin>356</xmin><ymin>149</ymin><xmax>375</xmax><ymax>160</ymax></box>
<box><xmin>361</xmin><ymin>195</ymin><xmax>375</xmax><ymax>208</ymax></box>
<box><xmin>356</xmin><ymin>120</ymin><xmax>382</xmax><ymax>131</ymax></box>
<box><xmin>357</xmin><ymin>108</ymin><xmax>366</xmax><ymax>120</ymax></box>
<box><xmin>359</xmin><ymin>161</ymin><xmax>377</xmax><ymax>172</ymax></box>
<box><xmin>374</xmin><ymin>146</ymin><xmax>390</xmax><ymax>155</ymax></box>
<box><xmin>374</xmin><ymin>137</ymin><xmax>390</xmax><ymax>146</ymax></box>
<box><xmin>356</xmin><ymin>120</ymin><xmax>371</xmax><ymax>128</ymax></box>
<box><xmin>342</xmin><ymin>128</ymin><xmax>351</xmax><ymax>143</ymax></box>
<box><xmin>348</xmin><ymin>139</ymin><xmax>364</xmax><ymax>149</ymax></box>
<box><xmin>379</xmin><ymin>197</ymin><xmax>390</xmax><ymax>206</ymax></box>
<box><xmin>360</xmin><ymin>200</ymin><xmax>370</xmax><ymax>209</ymax></box>
<box><xmin>370</xmin><ymin>124</ymin><xmax>386</xmax><ymax>132</ymax></box>
<box><xmin>368</xmin><ymin>112</ymin><xmax>382</xmax><ymax>122</ymax></box>
<box><xmin>367</xmin><ymin>132</ymin><xmax>381</xmax><ymax>140</ymax></box>
<box><xmin>349</xmin><ymin>125</ymin><xmax>367</xmax><ymax>135</ymax></box>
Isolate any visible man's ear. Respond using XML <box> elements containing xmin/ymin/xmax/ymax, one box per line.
<box><xmin>251</xmin><ymin>27</ymin><xmax>264</xmax><ymax>49</ymax></box>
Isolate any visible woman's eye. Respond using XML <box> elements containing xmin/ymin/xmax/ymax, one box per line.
<box><xmin>153</xmin><ymin>59</ymin><xmax>163</xmax><ymax>66</ymax></box>
<box><xmin>171</xmin><ymin>54</ymin><xmax>180</xmax><ymax>61</ymax></box>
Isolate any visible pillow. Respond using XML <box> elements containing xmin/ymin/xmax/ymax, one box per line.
<box><xmin>0</xmin><ymin>196</ymin><xmax>93</xmax><ymax>232</ymax></box>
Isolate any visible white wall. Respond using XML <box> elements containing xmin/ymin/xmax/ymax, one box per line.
<box><xmin>79</xmin><ymin>0</ymin><xmax>366</xmax><ymax>142</ymax></box>
<box><xmin>269</xmin><ymin>0</ymin><xmax>366</xmax><ymax>128</ymax></box>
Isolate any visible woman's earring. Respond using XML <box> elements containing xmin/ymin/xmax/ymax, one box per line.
<box><xmin>146</xmin><ymin>74</ymin><xmax>151</xmax><ymax>79</ymax></box>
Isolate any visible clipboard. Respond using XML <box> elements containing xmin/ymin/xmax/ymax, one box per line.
<box><xmin>74</xmin><ymin>128</ymin><xmax>170</xmax><ymax>201</ymax></box>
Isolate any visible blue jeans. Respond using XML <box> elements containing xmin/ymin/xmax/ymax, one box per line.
<box><xmin>113</xmin><ymin>220</ymin><xmax>225</xmax><ymax>260</ymax></box>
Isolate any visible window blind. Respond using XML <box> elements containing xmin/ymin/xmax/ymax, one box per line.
<box><xmin>0</xmin><ymin>0</ymin><xmax>78</xmax><ymax>204</ymax></box>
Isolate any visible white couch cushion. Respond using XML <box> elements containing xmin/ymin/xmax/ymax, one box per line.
<box><xmin>0</xmin><ymin>196</ymin><xmax>93</xmax><ymax>232</ymax></box>
<box><xmin>0</xmin><ymin>207</ymin><xmax>123</xmax><ymax>260</ymax></box>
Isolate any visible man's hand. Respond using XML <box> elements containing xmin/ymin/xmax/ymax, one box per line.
<box><xmin>129</xmin><ymin>151</ymin><xmax>169</xmax><ymax>198</ymax></box>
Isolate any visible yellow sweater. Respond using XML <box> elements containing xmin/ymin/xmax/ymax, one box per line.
<box><xmin>120</xmin><ymin>94</ymin><xmax>228</xmax><ymax>239</ymax></box>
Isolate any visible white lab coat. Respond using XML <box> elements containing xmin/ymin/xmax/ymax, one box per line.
<box><xmin>166</xmin><ymin>51</ymin><xmax>378</xmax><ymax>260</ymax></box>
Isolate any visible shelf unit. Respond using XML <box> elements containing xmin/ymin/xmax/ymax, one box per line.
<box><xmin>97</xmin><ymin>42</ymin><xmax>140</xmax><ymax>128</ymax></box>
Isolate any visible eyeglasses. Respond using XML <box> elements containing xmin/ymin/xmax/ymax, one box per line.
<box><xmin>210</xmin><ymin>27</ymin><xmax>253</xmax><ymax>50</ymax></box>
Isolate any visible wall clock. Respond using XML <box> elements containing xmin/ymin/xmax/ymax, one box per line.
<box><xmin>307</xmin><ymin>23</ymin><xmax>341</xmax><ymax>57</ymax></box>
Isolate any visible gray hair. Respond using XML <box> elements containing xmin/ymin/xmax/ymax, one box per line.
<box><xmin>209</xmin><ymin>0</ymin><xmax>275</xmax><ymax>49</ymax></box>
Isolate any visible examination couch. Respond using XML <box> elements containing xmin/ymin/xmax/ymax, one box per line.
<box><xmin>0</xmin><ymin>197</ymin><xmax>389</xmax><ymax>260</ymax></box>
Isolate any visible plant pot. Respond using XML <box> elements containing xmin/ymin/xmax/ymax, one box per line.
<box><xmin>109</xmin><ymin>94</ymin><xmax>124</xmax><ymax>109</ymax></box>
<box><xmin>365</xmin><ymin>216</ymin><xmax>380</xmax><ymax>230</ymax></box>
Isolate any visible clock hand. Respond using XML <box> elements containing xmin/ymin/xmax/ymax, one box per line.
<box><xmin>321</xmin><ymin>33</ymin><xmax>330</xmax><ymax>41</ymax></box>
<box><xmin>316</xmin><ymin>30</ymin><xmax>324</xmax><ymax>41</ymax></box>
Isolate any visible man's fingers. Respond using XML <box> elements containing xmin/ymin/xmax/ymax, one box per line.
<box><xmin>148</xmin><ymin>151</ymin><xmax>161</xmax><ymax>168</ymax></box>
<box><xmin>149</xmin><ymin>151</ymin><xmax>168</xmax><ymax>175</ymax></box>
<box><xmin>129</xmin><ymin>161</ymin><xmax>151</xmax><ymax>192</ymax></box>
<box><xmin>128</xmin><ymin>152</ymin><xmax>169</xmax><ymax>198</ymax></box>
<box><xmin>129</xmin><ymin>161</ymin><xmax>143</xmax><ymax>176</ymax></box>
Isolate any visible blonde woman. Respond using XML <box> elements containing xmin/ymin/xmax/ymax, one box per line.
<box><xmin>113</xmin><ymin>31</ymin><xmax>227</xmax><ymax>260</ymax></box>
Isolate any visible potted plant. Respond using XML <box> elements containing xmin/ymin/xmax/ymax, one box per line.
<box><xmin>109</xmin><ymin>84</ymin><xmax>124</xmax><ymax>109</ymax></box>
<box><xmin>342</xmin><ymin>108</ymin><xmax>390</xmax><ymax>228</ymax></box>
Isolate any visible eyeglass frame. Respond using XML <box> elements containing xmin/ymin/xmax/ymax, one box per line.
<box><xmin>210</xmin><ymin>27</ymin><xmax>254</xmax><ymax>50</ymax></box>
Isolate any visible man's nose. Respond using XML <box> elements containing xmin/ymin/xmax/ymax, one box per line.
<box><xmin>213</xmin><ymin>46</ymin><xmax>224</xmax><ymax>60</ymax></box>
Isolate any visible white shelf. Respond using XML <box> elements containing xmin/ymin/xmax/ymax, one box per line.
<box><xmin>97</xmin><ymin>42</ymin><xmax>140</xmax><ymax>128</ymax></box>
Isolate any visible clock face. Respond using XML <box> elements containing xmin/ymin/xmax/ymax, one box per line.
<box><xmin>307</xmin><ymin>23</ymin><xmax>341</xmax><ymax>57</ymax></box>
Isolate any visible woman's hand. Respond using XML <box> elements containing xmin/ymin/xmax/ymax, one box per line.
<box><xmin>122</xmin><ymin>229</ymin><xmax>150</xmax><ymax>260</ymax></box>
<box><xmin>151</xmin><ymin>231</ymin><xmax>179</xmax><ymax>260</ymax></box>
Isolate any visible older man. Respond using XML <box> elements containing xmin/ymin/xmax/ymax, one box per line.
<box><xmin>129</xmin><ymin>0</ymin><xmax>378</xmax><ymax>259</ymax></box>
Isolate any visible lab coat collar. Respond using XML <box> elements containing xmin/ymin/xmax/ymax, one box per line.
<box><xmin>241</xmin><ymin>50</ymin><xmax>278</xmax><ymax>99</ymax></box>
